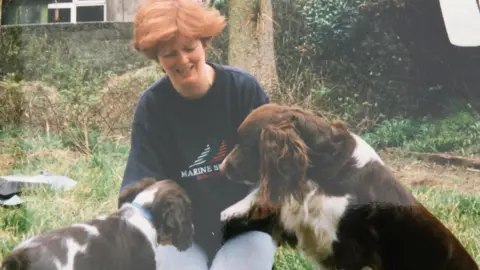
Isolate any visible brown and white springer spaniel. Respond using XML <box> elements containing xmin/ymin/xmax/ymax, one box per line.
<box><xmin>1</xmin><ymin>178</ymin><xmax>193</xmax><ymax>270</ymax></box>
<box><xmin>220</xmin><ymin>103</ymin><xmax>478</xmax><ymax>270</ymax></box>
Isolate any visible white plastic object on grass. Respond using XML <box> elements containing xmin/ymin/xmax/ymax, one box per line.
<box><xmin>0</xmin><ymin>171</ymin><xmax>77</xmax><ymax>206</ymax></box>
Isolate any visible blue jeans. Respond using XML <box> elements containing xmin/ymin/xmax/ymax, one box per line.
<box><xmin>155</xmin><ymin>231</ymin><xmax>277</xmax><ymax>270</ymax></box>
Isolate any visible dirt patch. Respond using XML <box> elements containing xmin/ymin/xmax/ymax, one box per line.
<box><xmin>0</xmin><ymin>149</ymin><xmax>84</xmax><ymax>175</ymax></box>
<box><xmin>380</xmin><ymin>151</ymin><xmax>480</xmax><ymax>195</ymax></box>
<box><xmin>25</xmin><ymin>149</ymin><xmax>86</xmax><ymax>174</ymax></box>
<box><xmin>26</xmin><ymin>149</ymin><xmax>83</xmax><ymax>165</ymax></box>
<box><xmin>0</xmin><ymin>153</ymin><xmax>15</xmax><ymax>174</ymax></box>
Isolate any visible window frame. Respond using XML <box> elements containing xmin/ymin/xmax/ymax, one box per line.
<box><xmin>47</xmin><ymin>0</ymin><xmax>107</xmax><ymax>24</ymax></box>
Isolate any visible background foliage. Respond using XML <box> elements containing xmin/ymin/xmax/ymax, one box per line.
<box><xmin>0</xmin><ymin>0</ymin><xmax>480</xmax><ymax>134</ymax></box>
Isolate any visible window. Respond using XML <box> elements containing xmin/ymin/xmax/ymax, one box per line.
<box><xmin>47</xmin><ymin>0</ymin><xmax>106</xmax><ymax>24</ymax></box>
<box><xmin>1</xmin><ymin>0</ymin><xmax>50</xmax><ymax>25</ymax></box>
<box><xmin>47</xmin><ymin>7</ymin><xmax>71</xmax><ymax>23</ymax></box>
<box><xmin>1</xmin><ymin>0</ymin><xmax>106</xmax><ymax>25</ymax></box>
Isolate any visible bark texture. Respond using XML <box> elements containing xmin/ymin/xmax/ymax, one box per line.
<box><xmin>227</xmin><ymin>0</ymin><xmax>280</xmax><ymax>98</ymax></box>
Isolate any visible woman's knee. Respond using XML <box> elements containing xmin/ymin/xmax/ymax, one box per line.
<box><xmin>228</xmin><ymin>231</ymin><xmax>277</xmax><ymax>250</ymax></box>
<box><xmin>155</xmin><ymin>243</ymin><xmax>209</xmax><ymax>270</ymax></box>
<box><xmin>210</xmin><ymin>231</ymin><xmax>277</xmax><ymax>270</ymax></box>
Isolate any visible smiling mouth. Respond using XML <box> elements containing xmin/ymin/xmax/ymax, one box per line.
<box><xmin>176</xmin><ymin>65</ymin><xmax>194</xmax><ymax>75</ymax></box>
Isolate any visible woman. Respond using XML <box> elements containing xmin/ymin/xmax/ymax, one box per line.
<box><xmin>119</xmin><ymin>0</ymin><xmax>277</xmax><ymax>269</ymax></box>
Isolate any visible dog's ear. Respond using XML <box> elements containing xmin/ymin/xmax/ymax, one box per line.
<box><xmin>329</xmin><ymin>119</ymin><xmax>355</xmax><ymax>154</ymax></box>
<box><xmin>294</xmin><ymin>112</ymin><xmax>351</xmax><ymax>162</ymax></box>
<box><xmin>152</xmin><ymin>191</ymin><xmax>194</xmax><ymax>252</ymax></box>
<box><xmin>330</xmin><ymin>119</ymin><xmax>348</xmax><ymax>131</ymax></box>
<box><xmin>259</xmin><ymin>123</ymin><xmax>309</xmax><ymax>204</ymax></box>
<box><xmin>117</xmin><ymin>177</ymin><xmax>158</xmax><ymax>208</ymax></box>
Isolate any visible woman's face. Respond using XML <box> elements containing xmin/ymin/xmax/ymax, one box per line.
<box><xmin>156</xmin><ymin>35</ymin><xmax>211</xmax><ymax>99</ymax></box>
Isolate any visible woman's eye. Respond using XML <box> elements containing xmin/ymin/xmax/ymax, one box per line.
<box><xmin>160</xmin><ymin>51</ymin><xmax>176</xmax><ymax>58</ymax></box>
<box><xmin>184</xmin><ymin>46</ymin><xmax>196</xmax><ymax>52</ymax></box>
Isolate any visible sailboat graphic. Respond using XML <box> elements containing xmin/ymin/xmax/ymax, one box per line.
<box><xmin>189</xmin><ymin>144</ymin><xmax>210</xmax><ymax>168</ymax></box>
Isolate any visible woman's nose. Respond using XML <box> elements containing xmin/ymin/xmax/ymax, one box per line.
<box><xmin>177</xmin><ymin>52</ymin><xmax>189</xmax><ymax>64</ymax></box>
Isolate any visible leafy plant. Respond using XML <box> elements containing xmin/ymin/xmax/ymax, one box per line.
<box><xmin>0</xmin><ymin>73</ymin><xmax>24</xmax><ymax>128</ymax></box>
<box><xmin>300</xmin><ymin>0</ymin><xmax>365</xmax><ymax>55</ymax></box>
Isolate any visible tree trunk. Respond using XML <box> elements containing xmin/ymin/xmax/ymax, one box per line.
<box><xmin>227</xmin><ymin>0</ymin><xmax>280</xmax><ymax>100</ymax></box>
<box><xmin>0</xmin><ymin>0</ymin><xmax>3</xmax><ymax>24</ymax></box>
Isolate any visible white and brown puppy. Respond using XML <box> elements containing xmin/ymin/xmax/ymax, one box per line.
<box><xmin>1</xmin><ymin>178</ymin><xmax>193</xmax><ymax>270</ymax></box>
<box><xmin>220</xmin><ymin>103</ymin><xmax>478</xmax><ymax>270</ymax></box>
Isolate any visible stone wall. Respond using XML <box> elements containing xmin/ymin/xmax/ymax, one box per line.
<box><xmin>0</xmin><ymin>21</ymin><xmax>228</xmax><ymax>81</ymax></box>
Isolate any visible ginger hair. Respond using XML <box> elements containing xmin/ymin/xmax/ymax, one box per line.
<box><xmin>132</xmin><ymin>0</ymin><xmax>226</xmax><ymax>60</ymax></box>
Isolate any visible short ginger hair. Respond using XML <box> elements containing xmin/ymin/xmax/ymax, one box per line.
<box><xmin>132</xmin><ymin>0</ymin><xmax>226</xmax><ymax>60</ymax></box>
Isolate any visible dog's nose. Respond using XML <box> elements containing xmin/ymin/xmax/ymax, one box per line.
<box><xmin>219</xmin><ymin>159</ymin><xmax>226</xmax><ymax>174</ymax></box>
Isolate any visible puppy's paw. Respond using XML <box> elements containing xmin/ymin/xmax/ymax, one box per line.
<box><xmin>220</xmin><ymin>200</ymin><xmax>253</xmax><ymax>222</ymax></box>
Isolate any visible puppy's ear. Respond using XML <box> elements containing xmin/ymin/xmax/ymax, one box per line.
<box><xmin>259</xmin><ymin>123</ymin><xmax>309</xmax><ymax>204</ymax></box>
<box><xmin>152</xmin><ymin>190</ymin><xmax>193</xmax><ymax>252</ymax></box>
<box><xmin>117</xmin><ymin>177</ymin><xmax>157</xmax><ymax>208</ymax></box>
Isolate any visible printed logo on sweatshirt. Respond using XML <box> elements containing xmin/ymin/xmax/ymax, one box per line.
<box><xmin>181</xmin><ymin>140</ymin><xmax>228</xmax><ymax>180</ymax></box>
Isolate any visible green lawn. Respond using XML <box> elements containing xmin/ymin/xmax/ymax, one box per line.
<box><xmin>1</xmin><ymin>128</ymin><xmax>479</xmax><ymax>268</ymax></box>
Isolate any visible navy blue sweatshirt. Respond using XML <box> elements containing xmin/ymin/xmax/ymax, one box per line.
<box><xmin>120</xmin><ymin>62</ymin><xmax>270</xmax><ymax>260</ymax></box>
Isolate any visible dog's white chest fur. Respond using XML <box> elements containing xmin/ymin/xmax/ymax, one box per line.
<box><xmin>220</xmin><ymin>187</ymin><xmax>351</xmax><ymax>265</ymax></box>
<box><xmin>281</xmin><ymin>191</ymin><xmax>351</xmax><ymax>263</ymax></box>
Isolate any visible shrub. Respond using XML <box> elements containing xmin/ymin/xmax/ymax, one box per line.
<box><xmin>0</xmin><ymin>73</ymin><xmax>24</xmax><ymax>129</ymax></box>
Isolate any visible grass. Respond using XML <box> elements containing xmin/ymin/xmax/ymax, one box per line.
<box><xmin>0</xmin><ymin>127</ymin><xmax>479</xmax><ymax>268</ymax></box>
<box><xmin>362</xmin><ymin>110</ymin><xmax>480</xmax><ymax>157</ymax></box>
